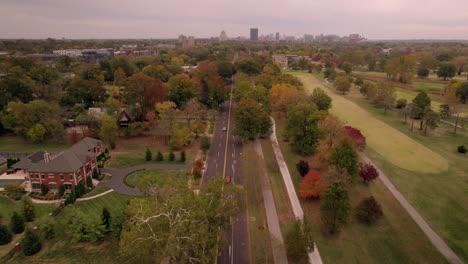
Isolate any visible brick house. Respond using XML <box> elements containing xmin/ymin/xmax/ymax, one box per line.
<box><xmin>13</xmin><ymin>138</ymin><xmax>103</xmax><ymax>193</ymax></box>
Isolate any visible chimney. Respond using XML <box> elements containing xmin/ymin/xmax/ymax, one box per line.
<box><xmin>44</xmin><ymin>152</ymin><xmax>51</xmax><ymax>163</ymax></box>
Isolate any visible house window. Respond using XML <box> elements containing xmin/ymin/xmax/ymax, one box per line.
<box><xmin>60</xmin><ymin>174</ymin><xmax>64</xmax><ymax>180</ymax></box>
<box><xmin>48</xmin><ymin>173</ymin><xmax>54</xmax><ymax>178</ymax></box>
<box><xmin>49</xmin><ymin>183</ymin><xmax>57</xmax><ymax>190</ymax></box>
<box><xmin>70</xmin><ymin>174</ymin><xmax>74</xmax><ymax>180</ymax></box>
<box><xmin>32</xmin><ymin>183</ymin><xmax>41</xmax><ymax>190</ymax></box>
<box><xmin>40</xmin><ymin>174</ymin><xmax>45</xmax><ymax>179</ymax></box>
<box><xmin>64</xmin><ymin>183</ymin><xmax>73</xmax><ymax>190</ymax></box>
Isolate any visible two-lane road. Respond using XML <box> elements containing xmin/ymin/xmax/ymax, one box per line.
<box><xmin>202</xmin><ymin>84</ymin><xmax>249</xmax><ymax>264</ymax></box>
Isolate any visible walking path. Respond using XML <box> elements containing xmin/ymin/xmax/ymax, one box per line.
<box><xmin>359</xmin><ymin>152</ymin><xmax>464</xmax><ymax>264</ymax></box>
<box><xmin>254</xmin><ymin>140</ymin><xmax>288</xmax><ymax>264</ymax></box>
<box><xmin>440</xmin><ymin>119</ymin><xmax>468</xmax><ymax>131</ymax></box>
<box><xmin>269</xmin><ymin>117</ymin><xmax>323</xmax><ymax>264</ymax></box>
<box><xmin>31</xmin><ymin>189</ymin><xmax>115</xmax><ymax>204</ymax></box>
<box><xmin>99</xmin><ymin>163</ymin><xmax>192</xmax><ymax>196</ymax></box>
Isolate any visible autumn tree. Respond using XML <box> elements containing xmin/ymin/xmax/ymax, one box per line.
<box><xmin>423</xmin><ymin>108</ymin><xmax>440</xmax><ymax>135</ymax></box>
<box><xmin>99</xmin><ymin>114</ymin><xmax>118</xmax><ymax>148</ymax></box>
<box><xmin>233</xmin><ymin>98</ymin><xmax>272</xmax><ymax>140</ymax></box>
<box><xmin>113</xmin><ymin>67</ymin><xmax>127</xmax><ymax>86</ymax></box>
<box><xmin>142</xmin><ymin>65</ymin><xmax>172</xmax><ymax>82</ymax></box>
<box><xmin>356</xmin><ymin>196</ymin><xmax>384</xmax><ymax>225</ymax></box>
<box><xmin>269</xmin><ymin>83</ymin><xmax>306</xmax><ymax>115</ymax></box>
<box><xmin>310</xmin><ymin>87</ymin><xmax>332</xmax><ymax>111</ymax></box>
<box><xmin>285</xmin><ymin>103</ymin><xmax>323</xmax><ymax>155</ymax></box>
<box><xmin>334</xmin><ymin>77</ymin><xmax>351</xmax><ymax>95</ymax></box>
<box><xmin>69</xmin><ymin>130</ymin><xmax>80</xmax><ymax>144</ymax></box>
<box><xmin>68</xmin><ymin>77</ymin><xmax>106</xmax><ymax>108</ymax></box>
<box><xmin>330</xmin><ymin>138</ymin><xmax>359</xmax><ymax>181</ymax></box>
<box><xmin>341</xmin><ymin>62</ymin><xmax>353</xmax><ymax>74</ymax></box>
<box><xmin>29</xmin><ymin>64</ymin><xmax>61</xmax><ymax>101</ymax></box>
<box><xmin>124</xmin><ymin>73</ymin><xmax>167</xmax><ymax>119</ymax></box>
<box><xmin>299</xmin><ymin>170</ymin><xmax>327</xmax><ymax>199</ymax></box>
<box><xmin>191</xmin><ymin>63</ymin><xmax>228</xmax><ymax>109</ymax></box>
<box><xmin>319</xmin><ymin>115</ymin><xmax>344</xmax><ymax>149</ymax></box>
<box><xmin>384</xmin><ymin>55</ymin><xmax>417</xmax><ymax>83</ymax></box>
<box><xmin>437</xmin><ymin>62</ymin><xmax>456</xmax><ymax>80</ymax></box>
<box><xmin>167</xmin><ymin>74</ymin><xmax>199</xmax><ymax>108</ymax></box>
<box><xmin>373</xmin><ymin>82</ymin><xmax>396</xmax><ymax>114</ymax></box>
<box><xmin>320</xmin><ymin>181</ymin><xmax>351</xmax><ymax>234</ymax></box>
<box><xmin>456</xmin><ymin>82</ymin><xmax>468</xmax><ymax>104</ymax></box>
<box><xmin>344</xmin><ymin>126</ymin><xmax>366</xmax><ymax>152</ymax></box>
<box><xmin>155</xmin><ymin>101</ymin><xmax>178</xmax><ymax>138</ymax></box>
<box><xmin>359</xmin><ymin>163</ymin><xmax>379</xmax><ymax>183</ymax></box>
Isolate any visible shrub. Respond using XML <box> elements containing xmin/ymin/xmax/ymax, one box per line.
<box><xmin>285</xmin><ymin>218</ymin><xmax>314</xmax><ymax>261</ymax></box>
<box><xmin>75</xmin><ymin>183</ymin><xmax>86</xmax><ymax>198</ymax></box>
<box><xmin>40</xmin><ymin>184</ymin><xmax>49</xmax><ymax>196</ymax></box>
<box><xmin>299</xmin><ymin>170</ymin><xmax>327</xmax><ymax>199</ymax></box>
<box><xmin>21</xmin><ymin>228</ymin><xmax>42</xmax><ymax>256</ymax></box>
<box><xmin>356</xmin><ymin>196</ymin><xmax>384</xmax><ymax>225</ymax></box>
<box><xmin>101</xmin><ymin>208</ymin><xmax>111</xmax><ymax>231</ymax></box>
<box><xmin>395</xmin><ymin>98</ymin><xmax>407</xmax><ymax>109</ymax></box>
<box><xmin>93</xmin><ymin>169</ymin><xmax>100</xmax><ymax>179</ymax></box>
<box><xmin>58</xmin><ymin>184</ymin><xmax>65</xmax><ymax>197</ymax></box>
<box><xmin>110</xmin><ymin>141</ymin><xmax>116</xmax><ymax>149</ymax></box>
<box><xmin>193</xmin><ymin>170</ymin><xmax>202</xmax><ymax>179</ymax></box>
<box><xmin>343</xmin><ymin>126</ymin><xmax>366</xmax><ymax>152</ymax></box>
<box><xmin>105</xmin><ymin>148</ymin><xmax>109</xmax><ymax>154</ymax></box>
<box><xmin>155</xmin><ymin>151</ymin><xmax>164</xmax><ymax>161</ymax></box>
<box><xmin>86</xmin><ymin>176</ymin><xmax>93</xmax><ymax>188</ymax></box>
<box><xmin>20</xmin><ymin>196</ymin><xmax>35</xmax><ymax>222</ymax></box>
<box><xmin>145</xmin><ymin>148</ymin><xmax>152</xmax><ymax>161</ymax></box>
<box><xmin>0</xmin><ymin>225</ymin><xmax>12</xmax><ymax>245</ymax></box>
<box><xmin>65</xmin><ymin>191</ymin><xmax>76</xmax><ymax>205</ymax></box>
<box><xmin>200</xmin><ymin>136</ymin><xmax>211</xmax><ymax>153</ymax></box>
<box><xmin>168</xmin><ymin>151</ymin><xmax>175</xmax><ymax>161</ymax></box>
<box><xmin>458</xmin><ymin>145</ymin><xmax>467</xmax><ymax>154</ymax></box>
<box><xmin>359</xmin><ymin>163</ymin><xmax>379</xmax><ymax>183</ymax></box>
<box><xmin>180</xmin><ymin>151</ymin><xmax>186</xmax><ymax>163</ymax></box>
<box><xmin>10</xmin><ymin>212</ymin><xmax>25</xmax><ymax>234</ymax></box>
<box><xmin>296</xmin><ymin>160</ymin><xmax>310</xmax><ymax>177</ymax></box>
<box><xmin>39</xmin><ymin>217</ymin><xmax>56</xmax><ymax>240</ymax></box>
<box><xmin>4</xmin><ymin>182</ymin><xmax>25</xmax><ymax>200</ymax></box>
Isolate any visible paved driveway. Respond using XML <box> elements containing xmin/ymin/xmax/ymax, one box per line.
<box><xmin>98</xmin><ymin>164</ymin><xmax>192</xmax><ymax>196</ymax></box>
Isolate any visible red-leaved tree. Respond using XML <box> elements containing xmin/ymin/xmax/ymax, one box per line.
<box><xmin>344</xmin><ymin>126</ymin><xmax>366</xmax><ymax>152</ymax></box>
<box><xmin>69</xmin><ymin>130</ymin><xmax>80</xmax><ymax>144</ymax></box>
<box><xmin>356</xmin><ymin>196</ymin><xmax>384</xmax><ymax>225</ymax></box>
<box><xmin>359</xmin><ymin>163</ymin><xmax>379</xmax><ymax>182</ymax></box>
<box><xmin>84</xmin><ymin>129</ymin><xmax>93</xmax><ymax>138</ymax></box>
<box><xmin>299</xmin><ymin>170</ymin><xmax>327</xmax><ymax>199</ymax></box>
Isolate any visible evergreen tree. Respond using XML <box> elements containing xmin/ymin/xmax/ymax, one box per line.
<box><xmin>20</xmin><ymin>195</ymin><xmax>35</xmax><ymax>222</ymax></box>
<box><xmin>58</xmin><ymin>184</ymin><xmax>65</xmax><ymax>197</ymax></box>
<box><xmin>168</xmin><ymin>151</ymin><xmax>175</xmax><ymax>162</ymax></box>
<box><xmin>145</xmin><ymin>148</ymin><xmax>152</xmax><ymax>161</ymax></box>
<box><xmin>155</xmin><ymin>151</ymin><xmax>164</xmax><ymax>161</ymax></box>
<box><xmin>0</xmin><ymin>225</ymin><xmax>12</xmax><ymax>245</ymax></box>
<box><xmin>86</xmin><ymin>176</ymin><xmax>93</xmax><ymax>188</ymax></box>
<box><xmin>10</xmin><ymin>212</ymin><xmax>25</xmax><ymax>234</ymax></box>
<box><xmin>40</xmin><ymin>184</ymin><xmax>48</xmax><ymax>196</ymax></box>
<box><xmin>21</xmin><ymin>228</ymin><xmax>42</xmax><ymax>256</ymax></box>
<box><xmin>179</xmin><ymin>151</ymin><xmax>186</xmax><ymax>163</ymax></box>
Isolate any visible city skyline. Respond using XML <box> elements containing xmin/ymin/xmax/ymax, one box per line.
<box><xmin>1</xmin><ymin>0</ymin><xmax>468</xmax><ymax>40</ymax></box>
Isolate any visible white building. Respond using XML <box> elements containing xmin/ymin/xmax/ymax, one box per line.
<box><xmin>52</xmin><ymin>49</ymin><xmax>82</xmax><ymax>57</ymax></box>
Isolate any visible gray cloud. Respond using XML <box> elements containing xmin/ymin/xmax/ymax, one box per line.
<box><xmin>0</xmin><ymin>0</ymin><xmax>467</xmax><ymax>39</ymax></box>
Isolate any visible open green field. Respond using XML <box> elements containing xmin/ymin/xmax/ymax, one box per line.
<box><xmin>292</xmin><ymin>71</ymin><xmax>468</xmax><ymax>262</ymax></box>
<box><xmin>0</xmin><ymin>136</ymin><xmax>70</xmax><ymax>152</ymax></box>
<box><xmin>412</xmin><ymin>81</ymin><xmax>446</xmax><ymax>92</ymax></box>
<box><xmin>242</xmin><ymin>142</ymin><xmax>274</xmax><ymax>264</ymax></box>
<box><xmin>125</xmin><ymin>169</ymin><xmax>189</xmax><ymax>188</ymax></box>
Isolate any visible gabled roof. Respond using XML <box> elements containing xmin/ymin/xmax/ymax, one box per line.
<box><xmin>14</xmin><ymin>137</ymin><xmax>102</xmax><ymax>173</ymax></box>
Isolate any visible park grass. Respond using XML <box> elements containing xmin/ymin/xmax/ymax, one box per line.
<box><xmin>295</xmin><ymin>72</ymin><xmax>448</xmax><ymax>173</ymax></box>
<box><xmin>292</xmin><ymin>71</ymin><xmax>468</xmax><ymax>262</ymax></box>
<box><xmin>125</xmin><ymin>169</ymin><xmax>190</xmax><ymax>188</ymax></box>
<box><xmin>412</xmin><ymin>81</ymin><xmax>446</xmax><ymax>92</ymax></box>
<box><xmin>242</xmin><ymin>142</ymin><xmax>274</xmax><ymax>264</ymax></box>
<box><xmin>0</xmin><ymin>136</ymin><xmax>70</xmax><ymax>152</ymax></box>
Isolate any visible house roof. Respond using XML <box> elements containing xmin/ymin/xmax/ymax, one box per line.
<box><xmin>0</xmin><ymin>155</ymin><xmax>6</xmax><ymax>166</ymax></box>
<box><xmin>14</xmin><ymin>137</ymin><xmax>102</xmax><ymax>173</ymax></box>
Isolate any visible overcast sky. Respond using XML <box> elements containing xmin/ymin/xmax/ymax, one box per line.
<box><xmin>1</xmin><ymin>0</ymin><xmax>467</xmax><ymax>40</ymax></box>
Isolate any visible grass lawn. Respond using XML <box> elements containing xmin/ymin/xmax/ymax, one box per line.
<box><xmin>125</xmin><ymin>169</ymin><xmax>190</xmax><ymax>188</ymax></box>
<box><xmin>107</xmin><ymin>137</ymin><xmax>198</xmax><ymax>169</ymax></box>
<box><xmin>241</xmin><ymin>142</ymin><xmax>274</xmax><ymax>264</ymax></box>
<box><xmin>81</xmin><ymin>186</ymin><xmax>112</xmax><ymax>198</ymax></box>
<box><xmin>412</xmin><ymin>81</ymin><xmax>446</xmax><ymax>92</ymax></box>
<box><xmin>0</xmin><ymin>136</ymin><xmax>70</xmax><ymax>152</ymax></box>
<box><xmin>292</xmin><ymin>71</ymin><xmax>468</xmax><ymax>262</ymax></box>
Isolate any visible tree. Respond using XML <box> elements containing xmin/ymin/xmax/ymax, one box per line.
<box><xmin>4</xmin><ymin>182</ymin><xmax>24</xmax><ymax>200</ymax></box>
<box><xmin>40</xmin><ymin>184</ymin><xmax>49</xmax><ymax>196</ymax></box>
<box><xmin>156</xmin><ymin>101</ymin><xmax>178</xmax><ymax>138</ymax></box>
<box><xmin>20</xmin><ymin>196</ymin><xmax>35</xmax><ymax>222</ymax></box>
<box><xmin>68</xmin><ymin>77</ymin><xmax>106</xmax><ymax>108</ymax></box>
<box><xmin>0</xmin><ymin>225</ymin><xmax>12</xmax><ymax>245</ymax></box>
<box><xmin>384</xmin><ymin>55</ymin><xmax>417</xmax><ymax>83</ymax></box>
<box><xmin>329</xmin><ymin>138</ymin><xmax>359</xmax><ymax>181</ymax></box>
<box><xmin>356</xmin><ymin>196</ymin><xmax>383</xmax><ymax>225</ymax></box>
<box><xmin>39</xmin><ymin>217</ymin><xmax>55</xmax><ymax>240</ymax></box>
<box><xmin>156</xmin><ymin>151</ymin><xmax>164</xmax><ymax>161</ymax></box>
<box><xmin>296</xmin><ymin>160</ymin><xmax>310</xmax><ymax>177</ymax></box>
<box><xmin>310</xmin><ymin>87</ymin><xmax>332</xmax><ymax>111</ymax></box>
<box><xmin>343</xmin><ymin>126</ymin><xmax>366</xmax><ymax>152</ymax></box>
<box><xmin>167</xmin><ymin>74</ymin><xmax>199</xmax><ymax>108</ymax></box>
<box><xmin>396</xmin><ymin>98</ymin><xmax>407</xmax><ymax>109</ymax></box>
<box><xmin>269</xmin><ymin>83</ymin><xmax>306</xmax><ymax>115</ymax></box>
<box><xmin>86</xmin><ymin>175</ymin><xmax>93</xmax><ymax>188</ymax></box>
<box><xmin>319</xmin><ymin>115</ymin><xmax>344</xmax><ymax>149</ymax></box>
<box><xmin>320</xmin><ymin>181</ymin><xmax>351</xmax><ymax>234</ymax></box>
<box><xmin>113</xmin><ymin>68</ymin><xmax>127</xmax><ymax>86</ymax></box>
<box><xmin>299</xmin><ymin>170</ymin><xmax>327</xmax><ymax>199</ymax></box>
<box><xmin>412</xmin><ymin>92</ymin><xmax>432</xmax><ymax>129</ymax></box>
<box><xmin>10</xmin><ymin>212</ymin><xmax>25</xmax><ymax>234</ymax></box>
<box><xmin>359</xmin><ymin>163</ymin><xmax>379</xmax><ymax>183</ymax></box>
<box><xmin>200</xmin><ymin>136</ymin><xmax>211</xmax><ymax>153</ymax></box>
<box><xmin>191</xmin><ymin>63</ymin><xmax>228</xmax><ymax>109</ymax></box>
<box><xmin>27</xmin><ymin>124</ymin><xmax>47</xmax><ymax>143</ymax></box>
<box><xmin>58</xmin><ymin>184</ymin><xmax>65</xmax><ymax>197</ymax></box>
<box><xmin>99</xmin><ymin>114</ymin><xmax>118</xmax><ymax>147</ymax></box>
<box><xmin>216</xmin><ymin>61</ymin><xmax>234</xmax><ymax>80</ymax></box>
<box><xmin>21</xmin><ymin>228</ymin><xmax>42</xmax><ymax>256</ymax></box>
<box><xmin>233</xmin><ymin>98</ymin><xmax>272</xmax><ymax>140</ymax></box>
<box><xmin>341</xmin><ymin>62</ymin><xmax>353</xmax><ymax>74</ymax></box>
<box><xmin>374</xmin><ymin>82</ymin><xmax>396</xmax><ymax>114</ymax></box>
<box><xmin>285</xmin><ymin>218</ymin><xmax>314</xmax><ymax>262</ymax></box>
<box><xmin>101</xmin><ymin>208</ymin><xmax>112</xmax><ymax>231</ymax></box>
<box><xmin>180</xmin><ymin>151</ymin><xmax>186</xmax><ymax>163</ymax></box>
<box><xmin>417</xmin><ymin>68</ymin><xmax>430</xmax><ymax>78</ymax></box>
<box><xmin>168</xmin><ymin>151</ymin><xmax>175</xmax><ymax>161</ymax></box>
<box><xmin>456</xmin><ymin>82</ymin><xmax>468</xmax><ymax>104</ymax></box>
<box><xmin>334</xmin><ymin>77</ymin><xmax>351</xmax><ymax>95</ymax></box>
<box><xmin>423</xmin><ymin>108</ymin><xmax>440</xmax><ymax>135</ymax></box>
<box><xmin>285</xmin><ymin>103</ymin><xmax>323</xmax><ymax>155</ymax></box>
<box><xmin>142</xmin><ymin>65</ymin><xmax>172</xmax><ymax>82</ymax></box>
<box><xmin>437</xmin><ymin>62</ymin><xmax>456</xmax><ymax>80</ymax></box>
<box><xmin>69</xmin><ymin>129</ymin><xmax>80</xmax><ymax>144</ymax></box>
<box><xmin>75</xmin><ymin>183</ymin><xmax>86</xmax><ymax>198</ymax></box>
<box><xmin>145</xmin><ymin>148</ymin><xmax>152</xmax><ymax>161</ymax></box>
<box><xmin>168</xmin><ymin>128</ymin><xmax>194</xmax><ymax>150</ymax></box>
<box><xmin>124</xmin><ymin>73</ymin><xmax>167</xmax><ymax>119</ymax></box>
<box><xmin>235</xmin><ymin>56</ymin><xmax>263</xmax><ymax>75</ymax></box>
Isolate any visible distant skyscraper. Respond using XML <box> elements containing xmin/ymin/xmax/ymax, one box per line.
<box><xmin>250</xmin><ymin>28</ymin><xmax>258</xmax><ymax>41</ymax></box>
<box><xmin>219</xmin><ymin>30</ymin><xmax>228</xmax><ymax>41</ymax></box>
<box><xmin>275</xmin><ymin>32</ymin><xmax>280</xmax><ymax>41</ymax></box>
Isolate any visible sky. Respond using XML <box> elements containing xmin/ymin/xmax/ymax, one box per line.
<box><xmin>1</xmin><ymin>0</ymin><xmax>467</xmax><ymax>40</ymax></box>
